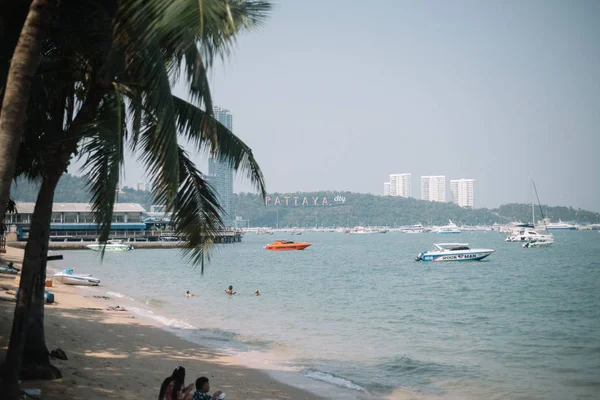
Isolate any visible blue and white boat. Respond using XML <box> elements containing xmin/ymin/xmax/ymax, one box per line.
<box><xmin>53</xmin><ymin>269</ymin><xmax>100</xmax><ymax>286</ymax></box>
<box><xmin>415</xmin><ymin>243</ymin><xmax>495</xmax><ymax>262</ymax></box>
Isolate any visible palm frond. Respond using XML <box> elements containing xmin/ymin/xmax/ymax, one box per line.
<box><xmin>174</xmin><ymin>146</ymin><xmax>224</xmax><ymax>264</ymax></box>
<box><xmin>114</xmin><ymin>6</ymin><xmax>182</xmax><ymax>211</ymax></box>
<box><xmin>172</xmin><ymin>95</ymin><xmax>266</xmax><ymax>197</ymax></box>
<box><xmin>79</xmin><ymin>90</ymin><xmax>127</xmax><ymax>250</ymax></box>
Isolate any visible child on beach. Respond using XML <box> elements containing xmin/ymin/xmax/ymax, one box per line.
<box><xmin>192</xmin><ymin>377</ymin><xmax>223</xmax><ymax>400</ymax></box>
<box><xmin>158</xmin><ymin>366</ymin><xmax>195</xmax><ymax>400</ymax></box>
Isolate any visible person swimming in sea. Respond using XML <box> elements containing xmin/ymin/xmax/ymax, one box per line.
<box><xmin>225</xmin><ymin>285</ymin><xmax>236</xmax><ymax>295</ymax></box>
<box><xmin>254</xmin><ymin>290</ymin><xmax>260</xmax><ymax>296</ymax></box>
<box><xmin>186</xmin><ymin>290</ymin><xmax>194</xmax><ymax>297</ymax></box>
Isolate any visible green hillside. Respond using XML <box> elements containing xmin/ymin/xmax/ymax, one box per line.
<box><xmin>9</xmin><ymin>175</ymin><xmax>600</xmax><ymax>227</ymax></box>
<box><xmin>236</xmin><ymin>192</ymin><xmax>600</xmax><ymax>227</ymax></box>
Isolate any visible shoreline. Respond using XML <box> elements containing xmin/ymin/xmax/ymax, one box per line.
<box><xmin>0</xmin><ymin>246</ymin><xmax>334</xmax><ymax>400</ymax></box>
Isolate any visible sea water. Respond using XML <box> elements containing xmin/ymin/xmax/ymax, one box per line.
<box><xmin>52</xmin><ymin>231</ymin><xmax>600</xmax><ymax>399</ymax></box>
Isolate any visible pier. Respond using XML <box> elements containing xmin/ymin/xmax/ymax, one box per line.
<box><xmin>7</xmin><ymin>230</ymin><xmax>243</xmax><ymax>250</ymax></box>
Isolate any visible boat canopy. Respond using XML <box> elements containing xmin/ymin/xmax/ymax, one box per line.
<box><xmin>433</xmin><ymin>243</ymin><xmax>470</xmax><ymax>251</ymax></box>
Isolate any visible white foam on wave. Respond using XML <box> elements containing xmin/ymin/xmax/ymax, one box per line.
<box><xmin>106</xmin><ymin>291</ymin><xmax>135</xmax><ymax>301</ymax></box>
<box><xmin>303</xmin><ymin>370</ymin><xmax>367</xmax><ymax>393</ymax></box>
<box><xmin>127</xmin><ymin>306</ymin><xmax>196</xmax><ymax>330</ymax></box>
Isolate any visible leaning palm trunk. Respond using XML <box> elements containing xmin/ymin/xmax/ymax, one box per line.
<box><xmin>0</xmin><ymin>174</ymin><xmax>59</xmax><ymax>398</ymax></box>
<box><xmin>16</xmin><ymin>89</ymin><xmax>101</xmax><ymax>381</ymax></box>
<box><xmin>0</xmin><ymin>0</ymin><xmax>52</xmax><ymax>229</ymax></box>
<box><xmin>1</xmin><ymin>86</ymin><xmax>100</xmax><ymax>394</ymax></box>
<box><xmin>13</xmin><ymin>171</ymin><xmax>63</xmax><ymax>381</ymax></box>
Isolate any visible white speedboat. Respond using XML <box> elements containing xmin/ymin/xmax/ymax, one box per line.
<box><xmin>415</xmin><ymin>243</ymin><xmax>495</xmax><ymax>262</ymax></box>
<box><xmin>433</xmin><ymin>220</ymin><xmax>461</xmax><ymax>234</ymax></box>
<box><xmin>53</xmin><ymin>269</ymin><xmax>100</xmax><ymax>286</ymax></box>
<box><xmin>347</xmin><ymin>227</ymin><xmax>378</xmax><ymax>234</ymax></box>
<box><xmin>87</xmin><ymin>241</ymin><xmax>134</xmax><ymax>252</ymax></box>
<box><xmin>523</xmin><ymin>239</ymin><xmax>555</xmax><ymax>248</ymax></box>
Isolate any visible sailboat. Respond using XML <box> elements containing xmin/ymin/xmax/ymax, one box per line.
<box><xmin>506</xmin><ymin>175</ymin><xmax>554</xmax><ymax>247</ymax></box>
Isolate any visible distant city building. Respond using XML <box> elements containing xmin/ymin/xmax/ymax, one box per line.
<box><xmin>133</xmin><ymin>182</ymin><xmax>151</xmax><ymax>192</ymax></box>
<box><xmin>389</xmin><ymin>173</ymin><xmax>411</xmax><ymax>198</ymax></box>
<box><xmin>207</xmin><ymin>106</ymin><xmax>235</xmax><ymax>227</ymax></box>
<box><xmin>450</xmin><ymin>179</ymin><xmax>475</xmax><ymax>208</ymax></box>
<box><xmin>421</xmin><ymin>175</ymin><xmax>446</xmax><ymax>202</ymax></box>
<box><xmin>383</xmin><ymin>182</ymin><xmax>390</xmax><ymax>196</ymax></box>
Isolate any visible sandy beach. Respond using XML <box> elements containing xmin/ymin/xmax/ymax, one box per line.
<box><xmin>0</xmin><ymin>246</ymin><xmax>325</xmax><ymax>400</ymax></box>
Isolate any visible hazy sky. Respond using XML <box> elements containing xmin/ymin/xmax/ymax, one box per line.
<box><xmin>113</xmin><ymin>0</ymin><xmax>600</xmax><ymax>211</ymax></box>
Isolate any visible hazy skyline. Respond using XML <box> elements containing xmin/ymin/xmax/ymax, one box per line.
<box><xmin>109</xmin><ymin>0</ymin><xmax>599</xmax><ymax>211</ymax></box>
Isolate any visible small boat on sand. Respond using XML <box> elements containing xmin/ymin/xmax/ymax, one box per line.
<box><xmin>264</xmin><ymin>240</ymin><xmax>311</xmax><ymax>251</ymax></box>
<box><xmin>54</xmin><ymin>269</ymin><xmax>100</xmax><ymax>286</ymax></box>
<box><xmin>415</xmin><ymin>243</ymin><xmax>494</xmax><ymax>262</ymax></box>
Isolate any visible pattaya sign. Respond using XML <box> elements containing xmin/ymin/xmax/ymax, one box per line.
<box><xmin>265</xmin><ymin>195</ymin><xmax>346</xmax><ymax>206</ymax></box>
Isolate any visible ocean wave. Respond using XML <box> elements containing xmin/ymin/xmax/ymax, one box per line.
<box><xmin>127</xmin><ymin>306</ymin><xmax>196</xmax><ymax>330</ymax></box>
<box><xmin>106</xmin><ymin>291</ymin><xmax>135</xmax><ymax>301</ymax></box>
<box><xmin>145</xmin><ymin>297</ymin><xmax>168</xmax><ymax>307</ymax></box>
<box><xmin>303</xmin><ymin>370</ymin><xmax>367</xmax><ymax>393</ymax></box>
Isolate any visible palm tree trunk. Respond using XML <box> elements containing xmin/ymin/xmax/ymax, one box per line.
<box><xmin>17</xmin><ymin>170</ymin><xmax>63</xmax><ymax>380</ymax></box>
<box><xmin>0</xmin><ymin>172</ymin><xmax>58</xmax><ymax>398</ymax></box>
<box><xmin>0</xmin><ymin>0</ymin><xmax>52</xmax><ymax>229</ymax></box>
<box><xmin>11</xmin><ymin>87</ymin><xmax>103</xmax><ymax>384</ymax></box>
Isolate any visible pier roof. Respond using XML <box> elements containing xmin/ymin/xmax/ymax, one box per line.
<box><xmin>15</xmin><ymin>203</ymin><xmax>146</xmax><ymax>214</ymax></box>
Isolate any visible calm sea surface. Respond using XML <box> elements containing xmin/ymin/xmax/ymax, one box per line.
<box><xmin>53</xmin><ymin>231</ymin><xmax>600</xmax><ymax>399</ymax></box>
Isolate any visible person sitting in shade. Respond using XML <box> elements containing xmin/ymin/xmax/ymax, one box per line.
<box><xmin>192</xmin><ymin>376</ymin><xmax>223</xmax><ymax>400</ymax></box>
<box><xmin>158</xmin><ymin>366</ymin><xmax>195</xmax><ymax>400</ymax></box>
<box><xmin>225</xmin><ymin>285</ymin><xmax>236</xmax><ymax>295</ymax></box>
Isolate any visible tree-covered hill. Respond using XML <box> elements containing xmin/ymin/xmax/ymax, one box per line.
<box><xmin>237</xmin><ymin>192</ymin><xmax>600</xmax><ymax>227</ymax></box>
<box><xmin>10</xmin><ymin>175</ymin><xmax>600</xmax><ymax>227</ymax></box>
<box><xmin>11</xmin><ymin>175</ymin><xmax>154</xmax><ymax>210</ymax></box>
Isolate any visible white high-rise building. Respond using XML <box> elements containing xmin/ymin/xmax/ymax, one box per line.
<box><xmin>383</xmin><ymin>182</ymin><xmax>391</xmax><ymax>196</ymax></box>
<box><xmin>421</xmin><ymin>175</ymin><xmax>446</xmax><ymax>202</ymax></box>
<box><xmin>450</xmin><ymin>179</ymin><xmax>475</xmax><ymax>208</ymax></box>
<box><xmin>389</xmin><ymin>173</ymin><xmax>411</xmax><ymax>198</ymax></box>
<box><xmin>208</xmin><ymin>106</ymin><xmax>235</xmax><ymax>227</ymax></box>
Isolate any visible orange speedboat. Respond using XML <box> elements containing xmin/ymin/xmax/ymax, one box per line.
<box><xmin>264</xmin><ymin>239</ymin><xmax>311</xmax><ymax>251</ymax></box>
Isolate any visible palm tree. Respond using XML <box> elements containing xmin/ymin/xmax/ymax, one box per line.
<box><xmin>0</xmin><ymin>0</ymin><xmax>52</xmax><ymax>237</ymax></box>
<box><xmin>0</xmin><ymin>0</ymin><xmax>271</xmax><ymax>397</ymax></box>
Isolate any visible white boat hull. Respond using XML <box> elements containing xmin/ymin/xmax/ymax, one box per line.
<box><xmin>523</xmin><ymin>240</ymin><xmax>554</xmax><ymax>248</ymax></box>
<box><xmin>418</xmin><ymin>250</ymin><xmax>494</xmax><ymax>262</ymax></box>
<box><xmin>54</xmin><ymin>269</ymin><xmax>100</xmax><ymax>286</ymax></box>
<box><xmin>87</xmin><ymin>243</ymin><xmax>133</xmax><ymax>252</ymax></box>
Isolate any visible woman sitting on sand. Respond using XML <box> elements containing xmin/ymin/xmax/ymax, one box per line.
<box><xmin>159</xmin><ymin>366</ymin><xmax>195</xmax><ymax>400</ymax></box>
